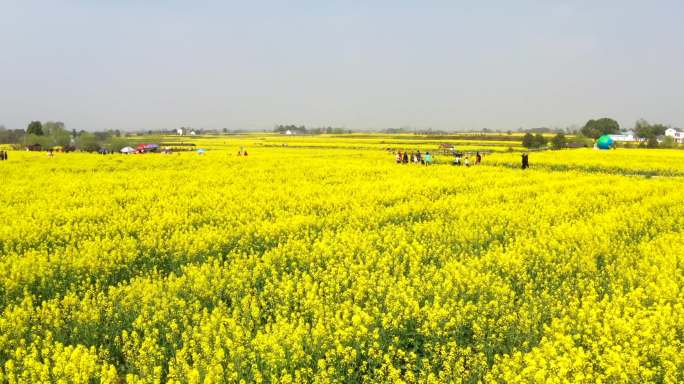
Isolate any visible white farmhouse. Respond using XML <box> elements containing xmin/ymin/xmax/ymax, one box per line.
<box><xmin>665</xmin><ymin>128</ymin><xmax>684</xmax><ymax>143</ymax></box>
<box><xmin>177</xmin><ymin>128</ymin><xmax>185</xmax><ymax>136</ymax></box>
<box><xmin>608</xmin><ymin>130</ymin><xmax>638</xmax><ymax>142</ymax></box>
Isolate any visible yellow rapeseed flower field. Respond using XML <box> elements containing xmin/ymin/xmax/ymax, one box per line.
<box><xmin>0</xmin><ymin>141</ymin><xmax>683</xmax><ymax>383</ymax></box>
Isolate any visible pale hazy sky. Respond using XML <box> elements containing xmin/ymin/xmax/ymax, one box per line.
<box><xmin>1</xmin><ymin>0</ymin><xmax>683</xmax><ymax>132</ymax></box>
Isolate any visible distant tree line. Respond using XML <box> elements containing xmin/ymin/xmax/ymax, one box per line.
<box><xmin>0</xmin><ymin>121</ymin><xmax>155</xmax><ymax>152</ymax></box>
<box><xmin>273</xmin><ymin>125</ymin><xmax>352</xmax><ymax>134</ymax></box>
<box><xmin>521</xmin><ymin>117</ymin><xmax>679</xmax><ymax>150</ymax></box>
<box><xmin>522</xmin><ymin>133</ymin><xmax>550</xmax><ymax>149</ymax></box>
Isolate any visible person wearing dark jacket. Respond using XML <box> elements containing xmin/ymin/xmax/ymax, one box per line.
<box><xmin>521</xmin><ymin>153</ymin><xmax>529</xmax><ymax>169</ymax></box>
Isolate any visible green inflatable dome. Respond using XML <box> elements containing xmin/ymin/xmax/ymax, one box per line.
<box><xmin>597</xmin><ymin>135</ymin><xmax>613</xmax><ymax>150</ymax></box>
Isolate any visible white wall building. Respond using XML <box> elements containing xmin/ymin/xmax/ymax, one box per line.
<box><xmin>665</xmin><ymin>128</ymin><xmax>684</xmax><ymax>143</ymax></box>
<box><xmin>608</xmin><ymin>130</ymin><xmax>638</xmax><ymax>142</ymax></box>
<box><xmin>177</xmin><ymin>128</ymin><xmax>185</xmax><ymax>136</ymax></box>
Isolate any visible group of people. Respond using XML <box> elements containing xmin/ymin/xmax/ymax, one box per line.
<box><xmin>396</xmin><ymin>150</ymin><xmax>432</xmax><ymax>165</ymax></box>
<box><xmin>394</xmin><ymin>149</ymin><xmax>533</xmax><ymax>170</ymax></box>
<box><xmin>452</xmin><ymin>151</ymin><xmax>482</xmax><ymax>167</ymax></box>
<box><xmin>0</xmin><ymin>150</ymin><xmax>8</xmax><ymax>161</ymax></box>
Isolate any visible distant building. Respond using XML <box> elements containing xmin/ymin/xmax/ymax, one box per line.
<box><xmin>665</xmin><ymin>128</ymin><xmax>684</xmax><ymax>143</ymax></box>
<box><xmin>190</xmin><ymin>130</ymin><xmax>197</xmax><ymax>136</ymax></box>
<box><xmin>177</xmin><ymin>128</ymin><xmax>185</xmax><ymax>136</ymax></box>
<box><xmin>608</xmin><ymin>130</ymin><xmax>638</xmax><ymax>142</ymax></box>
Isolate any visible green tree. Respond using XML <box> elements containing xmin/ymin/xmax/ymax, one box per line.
<box><xmin>0</xmin><ymin>127</ymin><xmax>25</xmax><ymax>144</ymax></box>
<box><xmin>533</xmin><ymin>133</ymin><xmax>547</xmax><ymax>148</ymax></box>
<box><xmin>634</xmin><ymin>119</ymin><xmax>650</xmax><ymax>137</ymax></box>
<box><xmin>43</xmin><ymin>121</ymin><xmax>65</xmax><ymax>136</ymax></box>
<box><xmin>105</xmin><ymin>137</ymin><xmax>132</xmax><ymax>152</ymax></box>
<box><xmin>522</xmin><ymin>133</ymin><xmax>534</xmax><ymax>148</ymax></box>
<box><xmin>580</xmin><ymin>118</ymin><xmax>620</xmax><ymax>139</ymax></box>
<box><xmin>634</xmin><ymin>119</ymin><xmax>668</xmax><ymax>139</ymax></box>
<box><xmin>646</xmin><ymin>136</ymin><xmax>659</xmax><ymax>148</ymax></box>
<box><xmin>49</xmin><ymin>126</ymin><xmax>72</xmax><ymax>148</ymax></box>
<box><xmin>660</xmin><ymin>136</ymin><xmax>676</xmax><ymax>148</ymax></box>
<box><xmin>75</xmin><ymin>132</ymin><xmax>101</xmax><ymax>152</ymax></box>
<box><xmin>550</xmin><ymin>133</ymin><xmax>567</xmax><ymax>150</ymax></box>
<box><xmin>26</xmin><ymin>121</ymin><xmax>44</xmax><ymax>136</ymax></box>
<box><xmin>23</xmin><ymin>133</ymin><xmax>51</xmax><ymax>148</ymax></box>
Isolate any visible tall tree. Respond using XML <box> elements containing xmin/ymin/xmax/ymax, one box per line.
<box><xmin>634</xmin><ymin>119</ymin><xmax>668</xmax><ymax>139</ymax></box>
<box><xmin>522</xmin><ymin>133</ymin><xmax>534</xmax><ymax>148</ymax></box>
<box><xmin>49</xmin><ymin>125</ymin><xmax>72</xmax><ymax>148</ymax></box>
<box><xmin>75</xmin><ymin>132</ymin><xmax>100</xmax><ymax>152</ymax></box>
<box><xmin>26</xmin><ymin>121</ymin><xmax>44</xmax><ymax>136</ymax></box>
<box><xmin>533</xmin><ymin>133</ymin><xmax>547</xmax><ymax>148</ymax></box>
<box><xmin>580</xmin><ymin>118</ymin><xmax>620</xmax><ymax>139</ymax></box>
<box><xmin>550</xmin><ymin>133</ymin><xmax>567</xmax><ymax>150</ymax></box>
<box><xmin>43</xmin><ymin>121</ymin><xmax>65</xmax><ymax>136</ymax></box>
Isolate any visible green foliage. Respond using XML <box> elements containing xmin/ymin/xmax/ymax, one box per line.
<box><xmin>580</xmin><ymin>118</ymin><xmax>620</xmax><ymax>139</ymax></box>
<box><xmin>22</xmin><ymin>133</ymin><xmax>51</xmax><ymax>148</ymax></box>
<box><xmin>42</xmin><ymin>121</ymin><xmax>65</xmax><ymax>136</ymax></box>
<box><xmin>104</xmin><ymin>137</ymin><xmax>133</xmax><ymax>152</ymax></box>
<box><xmin>533</xmin><ymin>133</ymin><xmax>547</xmax><ymax>148</ymax></box>
<box><xmin>550</xmin><ymin>133</ymin><xmax>567</xmax><ymax>150</ymax></box>
<box><xmin>48</xmin><ymin>126</ymin><xmax>72</xmax><ymax>148</ymax></box>
<box><xmin>568</xmin><ymin>134</ymin><xmax>593</xmax><ymax>148</ymax></box>
<box><xmin>661</xmin><ymin>136</ymin><xmax>677</xmax><ymax>149</ymax></box>
<box><xmin>522</xmin><ymin>133</ymin><xmax>534</xmax><ymax>148</ymax></box>
<box><xmin>522</xmin><ymin>133</ymin><xmax>547</xmax><ymax>148</ymax></box>
<box><xmin>647</xmin><ymin>136</ymin><xmax>659</xmax><ymax>148</ymax></box>
<box><xmin>0</xmin><ymin>127</ymin><xmax>24</xmax><ymax>144</ymax></box>
<box><xmin>26</xmin><ymin>121</ymin><xmax>44</xmax><ymax>136</ymax></box>
<box><xmin>634</xmin><ymin>119</ymin><xmax>668</xmax><ymax>139</ymax></box>
<box><xmin>75</xmin><ymin>132</ymin><xmax>101</xmax><ymax>152</ymax></box>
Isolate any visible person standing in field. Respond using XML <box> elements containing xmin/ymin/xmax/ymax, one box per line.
<box><xmin>522</xmin><ymin>153</ymin><xmax>529</xmax><ymax>169</ymax></box>
<box><xmin>476</xmin><ymin>152</ymin><xmax>481</xmax><ymax>164</ymax></box>
<box><xmin>416</xmin><ymin>150</ymin><xmax>423</xmax><ymax>164</ymax></box>
<box><xmin>402</xmin><ymin>151</ymin><xmax>409</xmax><ymax>164</ymax></box>
<box><xmin>396</xmin><ymin>151</ymin><xmax>402</xmax><ymax>164</ymax></box>
<box><xmin>464</xmin><ymin>156</ymin><xmax>470</xmax><ymax>167</ymax></box>
<box><xmin>0</xmin><ymin>151</ymin><xmax>5</xmax><ymax>161</ymax></box>
<box><xmin>424</xmin><ymin>152</ymin><xmax>432</xmax><ymax>165</ymax></box>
